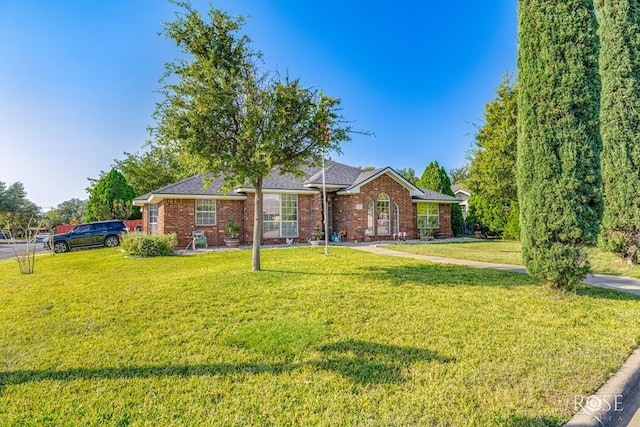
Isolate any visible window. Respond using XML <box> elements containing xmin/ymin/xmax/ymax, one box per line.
<box><xmin>376</xmin><ymin>193</ymin><xmax>390</xmax><ymax>235</ymax></box>
<box><xmin>393</xmin><ymin>202</ymin><xmax>400</xmax><ymax>233</ymax></box>
<box><xmin>149</xmin><ymin>204</ymin><xmax>158</xmax><ymax>235</ymax></box>
<box><xmin>74</xmin><ymin>224</ymin><xmax>90</xmax><ymax>233</ymax></box>
<box><xmin>367</xmin><ymin>201</ymin><xmax>374</xmax><ymax>235</ymax></box>
<box><xmin>195</xmin><ymin>200</ymin><xmax>216</xmax><ymax>226</ymax></box>
<box><xmin>417</xmin><ymin>203</ymin><xmax>439</xmax><ymax>234</ymax></box>
<box><xmin>263</xmin><ymin>194</ymin><xmax>298</xmax><ymax>238</ymax></box>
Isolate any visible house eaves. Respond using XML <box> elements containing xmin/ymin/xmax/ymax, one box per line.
<box><xmin>133</xmin><ymin>193</ymin><xmax>246</xmax><ymax>206</ymax></box>
<box><xmin>233</xmin><ymin>187</ymin><xmax>319</xmax><ymax>195</ymax></box>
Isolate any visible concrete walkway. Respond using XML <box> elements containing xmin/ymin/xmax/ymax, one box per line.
<box><xmin>352</xmin><ymin>244</ymin><xmax>640</xmax><ymax>296</ymax></box>
<box><xmin>351</xmin><ymin>244</ymin><xmax>640</xmax><ymax>426</ymax></box>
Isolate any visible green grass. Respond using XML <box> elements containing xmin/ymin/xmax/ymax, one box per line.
<box><xmin>387</xmin><ymin>240</ymin><xmax>640</xmax><ymax>279</ymax></box>
<box><xmin>1</xmin><ymin>246</ymin><xmax>640</xmax><ymax>425</ymax></box>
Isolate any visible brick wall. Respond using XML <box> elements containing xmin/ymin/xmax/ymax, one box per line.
<box><xmin>438</xmin><ymin>203</ymin><xmax>453</xmax><ymax>238</ymax></box>
<box><xmin>160</xmin><ymin>198</ymin><xmax>245</xmax><ymax>248</ymax></box>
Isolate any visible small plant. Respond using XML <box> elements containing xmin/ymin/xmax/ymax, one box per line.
<box><xmin>121</xmin><ymin>233</ymin><xmax>177</xmax><ymax>257</ymax></box>
<box><xmin>312</xmin><ymin>226</ymin><xmax>324</xmax><ymax>241</ymax></box>
<box><xmin>225</xmin><ymin>217</ymin><xmax>240</xmax><ymax>239</ymax></box>
<box><xmin>4</xmin><ymin>217</ymin><xmax>46</xmax><ymax>274</ymax></box>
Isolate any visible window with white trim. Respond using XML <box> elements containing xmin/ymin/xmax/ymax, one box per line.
<box><xmin>376</xmin><ymin>193</ymin><xmax>390</xmax><ymax>235</ymax></box>
<box><xmin>417</xmin><ymin>203</ymin><xmax>439</xmax><ymax>233</ymax></box>
<box><xmin>393</xmin><ymin>202</ymin><xmax>400</xmax><ymax>233</ymax></box>
<box><xmin>148</xmin><ymin>204</ymin><xmax>158</xmax><ymax>235</ymax></box>
<box><xmin>263</xmin><ymin>194</ymin><xmax>298</xmax><ymax>238</ymax></box>
<box><xmin>367</xmin><ymin>201</ymin><xmax>374</xmax><ymax>235</ymax></box>
<box><xmin>195</xmin><ymin>199</ymin><xmax>216</xmax><ymax>226</ymax></box>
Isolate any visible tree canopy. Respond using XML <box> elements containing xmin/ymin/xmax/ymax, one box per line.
<box><xmin>152</xmin><ymin>2</ymin><xmax>354</xmax><ymax>270</ymax></box>
<box><xmin>86</xmin><ymin>169</ymin><xmax>137</xmax><ymax>222</ymax></box>
<box><xmin>114</xmin><ymin>146</ymin><xmax>203</xmax><ymax>197</ymax></box>
<box><xmin>466</xmin><ymin>75</ymin><xmax>519</xmax><ymax>239</ymax></box>
<box><xmin>396</xmin><ymin>167</ymin><xmax>418</xmax><ymax>184</ymax></box>
<box><xmin>46</xmin><ymin>198</ymin><xmax>87</xmax><ymax>226</ymax></box>
<box><xmin>396</xmin><ymin>168</ymin><xmax>418</xmax><ymax>184</ymax></box>
<box><xmin>0</xmin><ymin>181</ymin><xmax>41</xmax><ymax>230</ymax></box>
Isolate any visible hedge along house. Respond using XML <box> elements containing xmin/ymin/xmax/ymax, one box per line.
<box><xmin>133</xmin><ymin>161</ymin><xmax>459</xmax><ymax>248</ymax></box>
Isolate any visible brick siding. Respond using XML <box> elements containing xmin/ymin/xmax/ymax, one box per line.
<box><xmin>148</xmin><ymin>173</ymin><xmax>453</xmax><ymax>246</ymax></box>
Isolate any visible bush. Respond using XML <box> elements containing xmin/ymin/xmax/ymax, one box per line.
<box><xmin>121</xmin><ymin>233</ymin><xmax>177</xmax><ymax>257</ymax></box>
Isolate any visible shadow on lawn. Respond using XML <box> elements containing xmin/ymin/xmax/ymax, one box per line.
<box><xmin>362</xmin><ymin>263</ymin><xmax>538</xmax><ymax>288</ymax></box>
<box><xmin>0</xmin><ymin>340</ymin><xmax>451</xmax><ymax>389</ymax></box>
<box><xmin>315</xmin><ymin>339</ymin><xmax>453</xmax><ymax>384</ymax></box>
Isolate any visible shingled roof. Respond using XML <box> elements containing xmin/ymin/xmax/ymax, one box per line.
<box><xmin>414</xmin><ymin>188</ymin><xmax>460</xmax><ymax>203</ymax></box>
<box><xmin>133</xmin><ymin>160</ymin><xmax>460</xmax><ymax>204</ymax></box>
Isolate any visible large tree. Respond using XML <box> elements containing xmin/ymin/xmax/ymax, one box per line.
<box><xmin>597</xmin><ymin>0</ymin><xmax>640</xmax><ymax>263</ymax></box>
<box><xmin>152</xmin><ymin>3</ymin><xmax>352</xmax><ymax>271</ymax></box>
<box><xmin>517</xmin><ymin>0</ymin><xmax>602</xmax><ymax>288</ymax></box>
<box><xmin>114</xmin><ymin>146</ymin><xmax>202</xmax><ymax>197</ymax></box>
<box><xmin>417</xmin><ymin>161</ymin><xmax>463</xmax><ymax>236</ymax></box>
<box><xmin>466</xmin><ymin>76</ymin><xmax>519</xmax><ymax>239</ymax></box>
<box><xmin>86</xmin><ymin>168</ymin><xmax>137</xmax><ymax>222</ymax></box>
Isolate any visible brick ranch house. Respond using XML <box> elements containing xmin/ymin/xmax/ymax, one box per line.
<box><xmin>133</xmin><ymin>161</ymin><xmax>459</xmax><ymax>248</ymax></box>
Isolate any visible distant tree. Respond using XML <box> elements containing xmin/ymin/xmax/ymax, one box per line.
<box><xmin>0</xmin><ymin>181</ymin><xmax>41</xmax><ymax>230</ymax></box>
<box><xmin>152</xmin><ymin>3</ymin><xmax>354</xmax><ymax>271</ymax></box>
<box><xmin>86</xmin><ymin>169</ymin><xmax>137</xmax><ymax>222</ymax></box>
<box><xmin>114</xmin><ymin>146</ymin><xmax>202</xmax><ymax>196</ymax></box>
<box><xmin>466</xmin><ymin>76</ymin><xmax>519</xmax><ymax>239</ymax></box>
<box><xmin>449</xmin><ymin>167</ymin><xmax>469</xmax><ymax>185</ymax></box>
<box><xmin>47</xmin><ymin>198</ymin><xmax>87</xmax><ymax>226</ymax></box>
<box><xmin>396</xmin><ymin>167</ymin><xmax>418</xmax><ymax>184</ymax></box>
<box><xmin>517</xmin><ymin>0</ymin><xmax>602</xmax><ymax>288</ymax></box>
<box><xmin>417</xmin><ymin>161</ymin><xmax>463</xmax><ymax>236</ymax></box>
<box><xmin>597</xmin><ymin>0</ymin><xmax>640</xmax><ymax>263</ymax></box>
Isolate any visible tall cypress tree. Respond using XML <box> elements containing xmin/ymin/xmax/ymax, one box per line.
<box><xmin>597</xmin><ymin>0</ymin><xmax>640</xmax><ymax>263</ymax></box>
<box><xmin>517</xmin><ymin>0</ymin><xmax>602</xmax><ymax>288</ymax></box>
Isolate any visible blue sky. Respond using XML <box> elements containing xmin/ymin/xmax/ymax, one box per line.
<box><xmin>0</xmin><ymin>1</ymin><xmax>517</xmax><ymax>209</ymax></box>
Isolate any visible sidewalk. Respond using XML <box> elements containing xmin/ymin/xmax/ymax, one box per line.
<box><xmin>352</xmin><ymin>244</ymin><xmax>640</xmax><ymax>295</ymax></box>
<box><xmin>352</xmin><ymin>244</ymin><xmax>640</xmax><ymax>426</ymax></box>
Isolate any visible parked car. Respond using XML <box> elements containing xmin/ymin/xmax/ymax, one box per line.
<box><xmin>35</xmin><ymin>232</ymin><xmax>50</xmax><ymax>242</ymax></box>
<box><xmin>0</xmin><ymin>232</ymin><xmax>9</xmax><ymax>239</ymax></box>
<box><xmin>43</xmin><ymin>220</ymin><xmax>129</xmax><ymax>253</ymax></box>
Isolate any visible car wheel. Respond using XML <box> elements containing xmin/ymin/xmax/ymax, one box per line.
<box><xmin>53</xmin><ymin>242</ymin><xmax>69</xmax><ymax>253</ymax></box>
<box><xmin>104</xmin><ymin>235</ymin><xmax>120</xmax><ymax>248</ymax></box>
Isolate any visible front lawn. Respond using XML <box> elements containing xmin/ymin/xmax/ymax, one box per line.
<box><xmin>1</xmin><ymin>247</ymin><xmax>639</xmax><ymax>425</ymax></box>
<box><xmin>388</xmin><ymin>240</ymin><xmax>640</xmax><ymax>279</ymax></box>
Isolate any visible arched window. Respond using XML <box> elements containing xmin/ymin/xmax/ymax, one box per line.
<box><xmin>376</xmin><ymin>193</ymin><xmax>390</xmax><ymax>235</ymax></box>
<box><xmin>367</xmin><ymin>201</ymin><xmax>374</xmax><ymax>235</ymax></box>
<box><xmin>393</xmin><ymin>202</ymin><xmax>400</xmax><ymax>234</ymax></box>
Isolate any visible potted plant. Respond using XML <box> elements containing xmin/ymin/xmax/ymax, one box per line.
<box><xmin>309</xmin><ymin>226</ymin><xmax>325</xmax><ymax>246</ymax></box>
<box><xmin>224</xmin><ymin>217</ymin><xmax>241</xmax><ymax>248</ymax></box>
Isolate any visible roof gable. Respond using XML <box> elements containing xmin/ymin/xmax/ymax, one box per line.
<box><xmin>337</xmin><ymin>167</ymin><xmax>423</xmax><ymax>197</ymax></box>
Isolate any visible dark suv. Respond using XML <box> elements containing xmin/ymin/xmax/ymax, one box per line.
<box><xmin>44</xmin><ymin>220</ymin><xmax>129</xmax><ymax>253</ymax></box>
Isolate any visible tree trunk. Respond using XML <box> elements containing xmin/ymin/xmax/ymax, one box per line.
<box><xmin>252</xmin><ymin>177</ymin><xmax>263</xmax><ymax>271</ymax></box>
